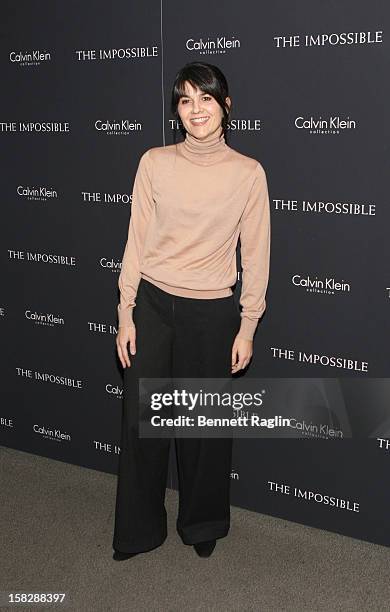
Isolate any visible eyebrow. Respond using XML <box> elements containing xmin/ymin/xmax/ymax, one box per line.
<box><xmin>180</xmin><ymin>91</ymin><xmax>208</xmax><ymax>99</ymax></box>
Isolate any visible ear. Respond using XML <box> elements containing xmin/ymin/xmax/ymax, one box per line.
<box><xmin>225</xmin><ymin>96</ymin><xmax>232</xmax><ymax>112</ymax></box>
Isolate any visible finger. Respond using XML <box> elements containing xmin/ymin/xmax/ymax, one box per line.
<box><xmin>121</xmin><ymin>343</ymin><xmax>131</xmax><ymax>368</ymax></box>
<box><xmin>231</xmin><ymin>347</ymin><xmax>238</xmax><ymax>366</ymax></box>
<box><xmin>129</xmin><ymin>339</ymin><xmax>136</xmax><ymax>356</ymax></box>
<box><xmin>231</xmin><ymin>360</ymin><xmax>242</xmax><ymax>372</ymax></box>
<box><xmin>126</xmin><ymin>343</ymin><xmax>132</xmax><ymax>367</ymax></box>
<box><xmin>117</xmin><ymin>344</ymin><xmax>126</xmax><ymax>369</ymax></box>
<box><xmin>235</xmin><ymin>358</ymin><xmax>248</xmax><ymax>371</ymax></box>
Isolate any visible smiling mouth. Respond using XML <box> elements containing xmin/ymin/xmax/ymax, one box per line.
<box><xmin>190</xmin><ymin>117</ymin><xmax>210</xmax><ymax>125</ymax></box>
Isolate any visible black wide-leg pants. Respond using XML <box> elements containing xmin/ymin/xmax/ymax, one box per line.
<box><xmin>112</xmin><ymin>278</ymin><xmax>241</xmax><ymax>553</ymax></box>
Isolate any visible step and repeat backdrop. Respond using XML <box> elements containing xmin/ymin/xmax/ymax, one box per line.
<box><xmin>1</xmin><ymin>1</ymin><xmax>389</xmax><ymax>546</ymax></box>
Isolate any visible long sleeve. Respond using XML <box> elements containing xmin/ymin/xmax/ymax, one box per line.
<box><xmin>117</xmin><ymin>149</ymin><xmax>154</xmax><ymax>328</ymax></box>
<box><xmin>238</xmin><ymin>163</ymin><xmax>271</xmax><ymax>341</ymax></box>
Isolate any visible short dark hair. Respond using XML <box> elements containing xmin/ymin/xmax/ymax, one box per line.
<box><xmin>170</xmin><ymin>61</ymin><xmax>231</xmax><ymax>142</ymax></box>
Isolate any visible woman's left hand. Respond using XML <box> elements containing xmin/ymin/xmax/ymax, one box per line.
<box><xmin>231</xmin><ymin>335</ymin><xmax>253</xmax><ymax>373</ymax></box>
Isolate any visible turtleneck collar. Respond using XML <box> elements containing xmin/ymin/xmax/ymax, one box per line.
<box><xmin>179</xmin><ymin>126</ymin><xmax>229</xmax><ymax>166</ymax></box>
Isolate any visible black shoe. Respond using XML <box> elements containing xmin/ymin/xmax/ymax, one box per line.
<box><xmin>193</xmin><ymin>539</ymin><xmax>217</xmax><ymax>558</ymax></box>
<box><xmin>113</xmin><ymin>549</ymin><xmax>140</xmax><ymax>561</ymax></box>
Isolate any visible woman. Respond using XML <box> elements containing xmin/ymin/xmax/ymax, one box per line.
<box><xmin>112</xmin><ymin>61</ymin><xmax>271</xmax><ymax>560</ymax></box>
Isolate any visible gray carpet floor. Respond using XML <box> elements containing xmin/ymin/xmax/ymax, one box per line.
<box><xmin>1</xmin><ymin>445</ymin><xmax>390</xmax><ymax>612</ymax></box>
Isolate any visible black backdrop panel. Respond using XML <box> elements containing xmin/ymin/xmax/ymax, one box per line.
<box><xmin>1</xmin><ymin>0</ymin><xmax>389</xmax><ymax>547</ymax></box>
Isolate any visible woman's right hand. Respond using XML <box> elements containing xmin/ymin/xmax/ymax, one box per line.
<box><xmin>116</xmin><ymin>325</ymin><xmax>137</xmax><ymax>368</ymax></box>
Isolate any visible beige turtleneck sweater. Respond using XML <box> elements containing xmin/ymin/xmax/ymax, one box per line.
<box><xmin>117</xmin><ymin>128</ymin><xmax>271</xmax><ymax>341</ymax></box>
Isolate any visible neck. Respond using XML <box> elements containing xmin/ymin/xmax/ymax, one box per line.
<box><xmin>180</xmin><ymin>126</ymin><xmax>228</xmax><ymax>165</ymax></box>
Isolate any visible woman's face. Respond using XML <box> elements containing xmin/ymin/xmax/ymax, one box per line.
<box><xmin>177</xmin><ymin>80</ymin><xmax>230</xmax><ymax>140</ymax></box>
